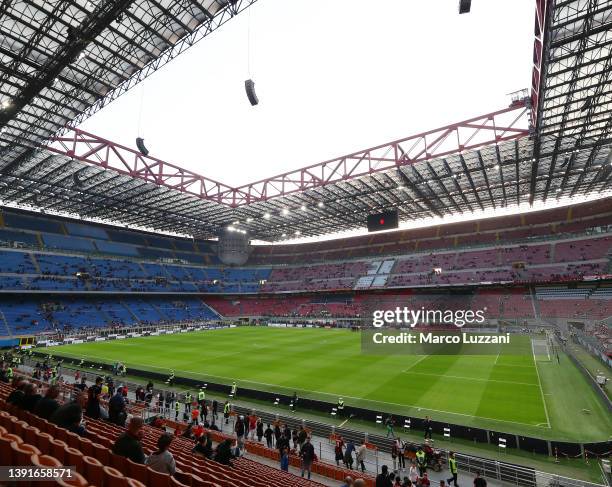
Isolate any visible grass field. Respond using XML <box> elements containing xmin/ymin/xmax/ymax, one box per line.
<box><xmin>46</xmin><ymin>327</ymin><xmax>611</xmax><ymax>442</ymax></box>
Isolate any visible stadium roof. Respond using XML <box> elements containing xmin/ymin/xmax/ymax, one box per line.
<box><xmin>0</xmin><ymin>0</ymin><xmax>611</xmax><ymax>241</ymax></box>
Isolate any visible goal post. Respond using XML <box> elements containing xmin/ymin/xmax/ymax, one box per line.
<box><xmin>531</xmin><ymin>338</ymin><xmax>551</xmax><ymax>362</ymax></box>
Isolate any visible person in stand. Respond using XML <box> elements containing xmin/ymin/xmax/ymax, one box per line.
<box><xmin>214</xmin><ymin>438</ymin><xmax>234</xmax><ymax>466</ymax></box>
<box><xmin>396</xmin><ymin>437</ymin><xmax>406</xmax><ymax>471</ymax></box>
<box><xmin>112</xmin><ymin>416</ymin><xmax>145</xmax><ymax>463</ymax></box>
<box><xmin>184</xmin><ymin>391</ymin><xmax>192</xmax><ymax>412</ymax></box>
<box><xmin>212</xmin><ymin>399</ymin><xmax>218</xmax><ymax>420</ymax></box>
<box><xmin>235</xmin><ymin>415</ymin><xmax>245</xmax><ymax>441</ymax></box>
<box><xmin>274</xmin><ymin>423</ymin><xmax>282</xmax><ymax>447</ymax></box>
<box><xmin>34</xmin><ymin>385</ymin><xmax>60</xmax><ymax>420</ymax></box>
<box><xmin>223</xmin><ymin>400</ymin><xmax>231</xmax><ymax>425</ymax></box>
<box><xmin>280</xmin><ymin>447</ymin><xmax>289</xmax><ymax>472</ymax></box>
<box><xmin>344</xmin><ymin>440</ymin><xmax>355</xmax><ymax>469</ymax></box>
<box><xmin>375</xmin><ymin>465</ymin><xmax>392</xmax><ymax>487</ymax></box>
<box><xmin>446</xmin><ymin>452</ymin><xmax>459</xmax><ymax>487</ymax></box>
<box><xmin>193</xmin><ymin>433</ymin><xmax>213</xmax><ymax>459</ymax></box>
<box><xmin>146</xmin><ymin>433</ymin><xmax>176</xmax><ymax>475</ymax></box>
<box><xmin>85</xmin><ymin>376</ymin><xmax>103</xmax><ymax>419</ymax></box>
<box><xmin>334</xmin><ymin>436</ymin><xmax>345</xmax><ymax>466</ymax></box>
<box><xmin>416</xmin><ymin>446</ymin><xmax>427</xmax><ymax>476</ymax></box>
<box><xmin>174</xmin><ymin>400</ymin><xmax>180</xmax><ymax>421</ymax></box>
<box><xmin>300</xmin><ymin>437</ymin><xmax>316</xmax><ymax>480</ymax></box>
<box><xmin>108</xmin><ymin>387</ymin><xmax>127</xmax><ymax>426</ymax></box>
<box><xmin>356</xmin><ymin>440</ymin><xmax>367</xmax><ymax>472</ymax></box>
<box><xmin>256</xmin><ymin>418</ymin><xmax>264</xmax><ymax>442</ymax></box>
<box><xmin>197</xmin><ymin>388</ymin><xmax>206</xmax><ymax>410</ymax></box>
<box><xmin>191</xmin><ymin>406</ymin><xmax>200</xmax><ymax>425</ymax></box>
<box><xmin>230</xmin><ymin>381</ymin><xmax>237</xmax><ymax>398</ymax></box>
<box><xmin>473</xmin><ymin>471</ymin><xmax>487</xmax><ymax>487</ymax></box>
<box><xmin>264</xmin><ymin>423</ymin><xmax>274</xmax><ymax>448</ymax></box>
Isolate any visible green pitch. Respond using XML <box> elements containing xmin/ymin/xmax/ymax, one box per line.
<box><xmin>46</xmin><ymin>327</ymin><xmax>611</xmax><ymax>442</ymax></box>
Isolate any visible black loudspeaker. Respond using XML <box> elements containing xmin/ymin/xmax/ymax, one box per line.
<box><xmin>245</xmin><ymin>79</ymin><xmax>259</xmax><ymax>106</ymax></box>
<box><xmin>136</xmin><ymin>137</ymin><xmax>149</xmax><ymax>156</ymax></box>
<box><xmin>367</xmin><ymin>210</ymin><xmax>399</xmax><ymax>233</ymax></box>
<box><xmin>459</xmin><ymin>0</ymin><xmax>471</xmax><ymax>13</ymax></box>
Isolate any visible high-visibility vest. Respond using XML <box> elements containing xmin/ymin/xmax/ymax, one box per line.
<box><xmin>224</xmin><ymin>403</ymin><xmax>231</xmax><ymax>414</ymax></box>
<box><xmin>185</xmin><ymin>394</ymin><xmax>192</xmax><ymax>404</ymax></box>
<box><xmin>198</xmin><ymin>391</ymin><xmax>205</xmax><ymax>401</ymax></box>
<box><xmin>175</xmin><ymin>402</ymin><xmax>180</xmax><ymax>411</ymax></box>
<box><xmin>337</xmin><ymin>400</ymin><xmax>344</xmax><ymax>409</ymax></box>
<box><xmin>6</xmin><ymin>367</ymin><xmax>13</xmax><ymax>378</ymax></box>
<box><xmin>231</xmin><ymin>384</ymin><xmax>237</xmax><ymax>393</ymax></box>
<box><xmin>416</xmin><ymin>450</ymin><xmax>425</xmax><ymax>464</ymax></box>
<box><xmin>449</xmin><ymin>457</ymin><xmax>458</xmax><ymax>473</ymax></box>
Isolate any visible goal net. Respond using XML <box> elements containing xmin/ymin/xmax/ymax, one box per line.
<box><xmin>531</xmin><ymin>338</ymin><xmax>551</xmax><ymax>362</ymax></box>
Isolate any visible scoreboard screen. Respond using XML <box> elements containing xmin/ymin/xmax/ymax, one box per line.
<box><xmin>367</xmin><ymin>210</ymin><xmax>399</xmax><ymax>232</ymax></box>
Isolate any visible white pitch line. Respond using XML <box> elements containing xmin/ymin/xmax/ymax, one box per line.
<box><xmin>401</xmin><ymin>370</ymin><xmax>540</xmax><ymax>387</ymax></box>
<box><xmin>531</xmin><ymin>340</ymin><xmax>551</xmax><ymax>428</ymax></box>
<box><xmin>58</xmin><ymin>350</ymin><xmax>551</xmax><ymax>430</ymax></box>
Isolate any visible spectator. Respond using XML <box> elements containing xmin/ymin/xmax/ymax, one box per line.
<box><xmin>335</xmin><ymin>436</ymin><xmax>345</xmax><ymax>466</ymax></box>
<box><xmin>473</xmin><ymin>471</ymin><xmax>487</xmax><ymax>487</ymax></box>
<box><xmin>300</xmin><ymin>437</ymin><xmax>316</xmax><ymax>479</ymax></box>
<box><xmin>341</xmin><ymin>476</ymin><xmax>353</xmax><ymax>487</ymax></box>
<box><xmin>256</xmin><ymin>418</ymin><xmax>264</xmax><ymax>442</ymax></box>
<box><xmin>146</xmin><ymin>433</ymin><xmax>176</xmax><ymax>476</ymax></box>
<box><xmin>264</xmin><ymin>423</ymin><xmax>274</xmax><ymax>448</ymax></box>
<box><xmin>420</xmin><ymin>473</ymin><xmax>431</xmax><ymax>487</ymax></box>
<box><xmin>7</xmin><ymin>379</ymin><xmax>27</xmax><ymax>405</ymax></box>
<box><xmin>235</xmin><ymin>415</ymin><xmax>245</xmax><ymax>440</ymax></box>
<box><xmin>344</xmin><ymin>440</ymin><xmax>355</xmax><ymax>469</ymax></box>
<box><xmin>85</xmin><ymin>376</ymin><xmax>103</xmax><ymax>419</ymax></box>
<box><xmin>408</xmin><ymin>462</ymin><xmax>419</xmax><ymax>485</ymax></box>
<box><xmin>112</xmin><ymin>417</ymin><xmax>146</xmax><ymax>464</ymax></box>
<box><xmin>108</xmin><ymin>388</ymin><xmax>127</xmax><ymax>426</ymax></box>
<box><xmin>20</xmin><ymin>383</ymin><xmax>42</xmax><ymax>412</ymax></box>
<box><xmin>214</xmin><ymin>438</ymin><xmax>234</xmax><ymax>466</ymax></box>
<box><xmin>280</xmin><ymin>446</ymin><xmax>289</xmax><ymax>472</ymax></box>
<box><xmin>33</xmin><ymin>385</ymin><xmax>60</xmax><ymax>420</ymax></box>
<box><xmin>356</xmin><ymin>440</ymin><xmax>367</xmax><ymax>472</ymax></box>
<box><xmin>50</xmin><ymin>392</ymin><xmax>87</xmax><ymax>437</ymax></box>
<box><xmin>376</xmin><ymin>465</ymin><xmax>392</xmax><ymax>487</ymax></box>
<box><xmin>193</xmin><ymin>434</ymin><xmax>213</xmax><ymax>459</ymax></box>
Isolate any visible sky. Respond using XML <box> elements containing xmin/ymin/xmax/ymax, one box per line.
<box><xmin>78</xmin><ymin>0</ymin><xmax>536</xmax><ymax>188</ymax></box>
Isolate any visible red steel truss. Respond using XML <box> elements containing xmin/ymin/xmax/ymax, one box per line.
<box><xmin>46</xmin><ymin>101</ymin><xmax>529</xmax><ymax>207</ymax></box>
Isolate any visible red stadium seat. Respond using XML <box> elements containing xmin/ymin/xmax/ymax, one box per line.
<box><xmin>126</xmin><ymin>459</ymin><xmax>149</xmax><ymax>484</ymax></box>
<box><xmin>0</xmin><ymin>433</ymin><xmax>23</xmax><ymax>464</ymax></box>
<box><xmin>82</xmin><ymin>456</ymin><xmax>105</xmax><ymax>487</ymax></box>
<box><xmin>147</xmin><ymin>468</ymin><xmax>171</xmax><ymax>487</ymax></box>
<box><xmin>102</xmin><ymin>466</ymin><xmax>127</xmax><ymax>487</ymax></box>
<box><xmin>50</xmin><ymin>439</ymin><xmax>69</xmax><ymax>464</ymax></box>
<box><xmin>91</xmin><ymin>442</ymin><xmax>110</xmax><ymax>465</ymax></box>
<box><xmin>54</xmin><ymin>471</ymin><xmax>89</xmax><ymax>487</ymax></box>
<box><xmin>13</xmin><ymin>442</ymin><xmax>41</xmax><ymax>466</ymax></box>
<box><xmin>65</xmin><ymin>446</ymin><xmax>85</xmax><ymax>475</ymax></box>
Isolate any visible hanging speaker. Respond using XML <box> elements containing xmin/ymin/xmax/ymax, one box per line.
<box><xmin>245</xmin><ymin>79</ymin><xmax>259</xmax><ymax>106</ymax></box>
<box><xmin>136</xmin><ymin>137</ymin><xmax>149</xmax><ymax>156</ymax></box>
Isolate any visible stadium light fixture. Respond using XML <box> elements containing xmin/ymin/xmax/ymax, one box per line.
<box><xmin>295</xmin><ymin>230</ymin><xmax>301</xmax><ymax>235</ymax></box>
<box><xmin>281</xmin><ymin>233</ymin><xmax>287</xmax><ymax>237</ymax></box>
<box><xmin>300</xmin><ymin>205</ymin><xmax>307</xmax><ymax>211</ymax></box>
<box><xmin>317</xmin><ymin>201</ymin><xmax>324</xmax><ymax>208</ymax></box>
<box><xmin>282</xmin><ymin>208</ymin><xmax>289</xmax><ymax>216</ymax></box>
<box><xmin>263</xmin><ymin>213</ymin><xmax>271</xmax><ymax>219</ymax></box>
<box><xmin>1</xmin><ymin>99</ymin><xmax>11</xmax><ymax>109</ymax></box>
